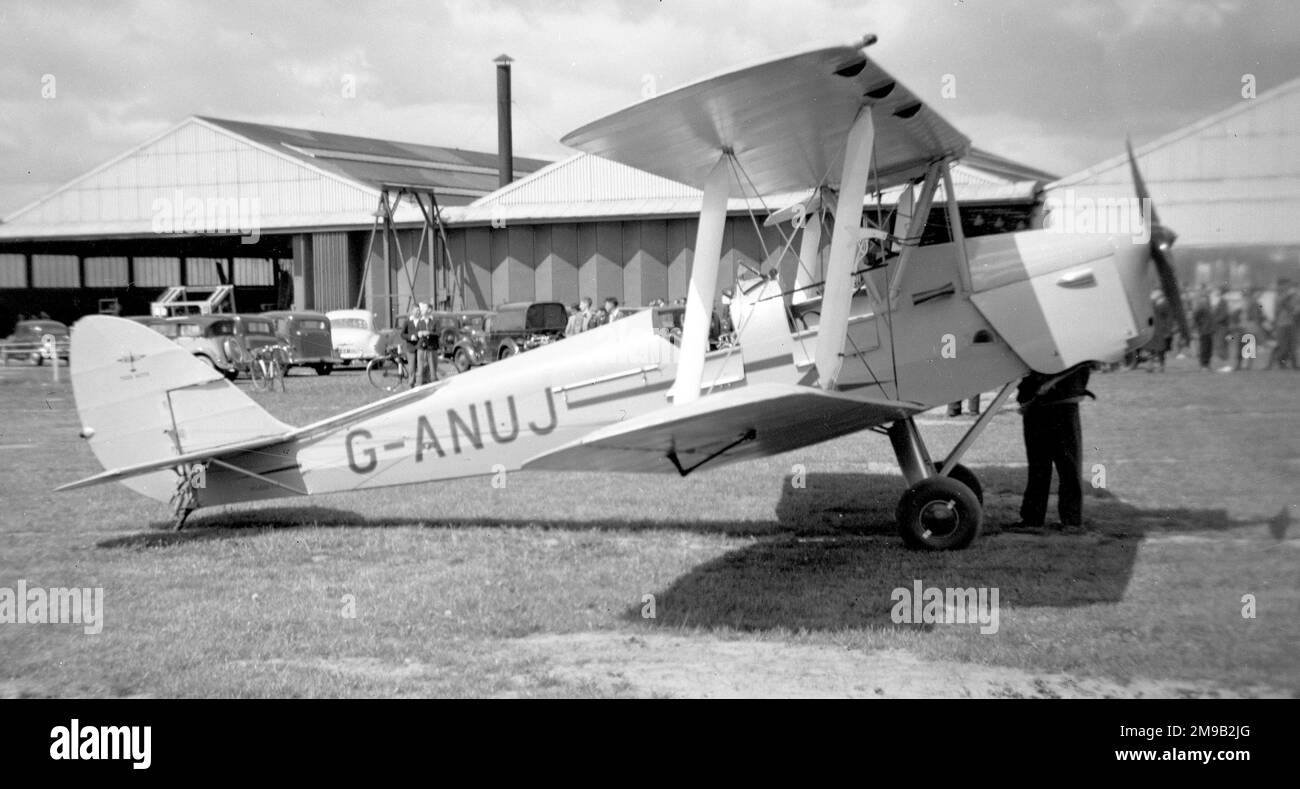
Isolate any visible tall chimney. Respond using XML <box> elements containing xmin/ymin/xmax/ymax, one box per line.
<box><xmin>494</xmin><ymin>54</ymin><xmax>514</xmax><ymax>188</ymax></box>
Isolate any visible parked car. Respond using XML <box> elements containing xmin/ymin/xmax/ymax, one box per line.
<box><xmin>128</xmin><ymin>315</ymin><xmax>178</xmax><ymax>338</ymax></box>
<box><xmin>447</xmin><ymin>304</ymin><xmax>565</xmax><ymax>371</ymax></box>
<box><xmin>483</xmin><ymin>301</ymin><xmax>567</xmax><ymax>363</ymax></box>
<box><xmin>326</xmin><ymin>309</ymin><xmax>384</xmax><ymax>366</ymax></box>
<box><xmin>1</xmin><ymin>319</ymin><xmax>70</xmax><ymax>365</ymax></box>
<box><xmin>260</xmin><ymin>310</ymin><xmax>342</xmax><ymax>375</ymax></box>
<box><xmin>167</xmin><ymin>315</ymin><xmax>247</xmax><ymax>380</ymax></box>
<box><xmin>437</xmin><ymin>310</ymin><xmax>493</xmax><ymax>372</ymax></box>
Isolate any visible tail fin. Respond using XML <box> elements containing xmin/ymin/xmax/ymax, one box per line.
<box><xmin>69</xmin><ymin>316</ymin><xmax>291</xmax><ymax>502</ymax></box>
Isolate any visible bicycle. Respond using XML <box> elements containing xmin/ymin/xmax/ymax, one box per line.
<box><xmin>366</xmin><ymin>346</ymin><xmax>411</xmax><ymax>392</ymax></box>
<box><xmin>249</xmin><ymin>343</ymin><xmax>289</xmax><ymax>392</ymax></box>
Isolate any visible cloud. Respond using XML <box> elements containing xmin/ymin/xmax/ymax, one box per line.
<box><xmin>1</xmin><ymin>0</ymin><xmax>1298</xmax><ymax>216</ymax></box>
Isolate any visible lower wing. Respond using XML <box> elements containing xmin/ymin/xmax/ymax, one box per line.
<box><xmin>524</xmin><ymin>383</ymin><xmax>921</xmax><ymax>475</ymax></box>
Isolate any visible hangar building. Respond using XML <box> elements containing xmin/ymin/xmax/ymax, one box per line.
<box><xmin>1046</xmin><ymin>74</ymin><xmax>1300</xmax><ymax>290</ymax></box>
<box><xmin>0</xmin><ymin>115</ymin><xmax>1054</xmax><ymax>333</ymax></box>
<box><xmin>0</xmin><ymin>115</ymin><xmax>548</xmax><ymax>331</ymax></box>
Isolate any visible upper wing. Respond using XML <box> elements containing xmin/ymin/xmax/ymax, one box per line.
<box><xmin>523</xmin><ymin>383</ymin><xmax>922</xmax><ymax>474</ymax></box>
<box><xmin>560</xmin><ymin>37</ymin><xmax>970</xmax><ymax>196</ymax></box>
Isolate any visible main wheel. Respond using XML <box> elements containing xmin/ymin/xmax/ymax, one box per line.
<box><xmin>454</xmin><ymin>347</ymin><xmax>472</xmax><ymax>373</ymax></box>
<box><xmin>314</xmin><ymin>363</ymin><xmax>333</xmax><ymax>376</ymax></box>
<box><xmin>896</xmin><ymin>475</ymin><xmax>983</xmax><ymax>551</ymax></box>
<box><xmin>931</xmin><ymin>462</ymin><xmax>983</xmax><ymax>504</ymax></box>
<box><xmin>498</xmin><ymin>340</ymin><xmax>518</xmax><ymax>360</ymax></box>
<box><xmin>367</xmin><ymin>357</ymin><xmax>408</xmax><ymax>392</ymax></box>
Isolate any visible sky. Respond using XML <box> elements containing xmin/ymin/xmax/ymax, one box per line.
<box><xmin>1</xmin><ymin>0</ymin><xmax>1298</xmax><ymax>216</ymax></box>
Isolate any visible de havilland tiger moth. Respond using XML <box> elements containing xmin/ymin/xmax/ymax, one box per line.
<box><xmin>57</xmin><ymin>36</ymin><xmax>1187</xmax><ymax>549</ymax></box>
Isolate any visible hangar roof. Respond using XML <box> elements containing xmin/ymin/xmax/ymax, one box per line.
<box><xmin>197</xmin><ymin>117</ymin><xmax>549</xmax><ymax>195</ymax></box>
<box><xmin>1045</xmin><ymin>74</ymin><xmax>1300</xmax><ymax>248</ymax></box>
<box><xmin>451</xmin><ymin>148</ymin><xmax>1052</xmax><ymax>226</ymax></box>
<box><xmin>0</xmin><ymin>116</ymin><xmax>548</xmax><ymax>240</ymax></box>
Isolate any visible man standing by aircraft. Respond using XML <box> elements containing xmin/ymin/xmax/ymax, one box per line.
<box><xmin>1008</xmin><ymin>364</ymin><xmax>1095</xmax><ymax>531</ymax></box>
<box><xmin>395</xmin><ymin>306</ymin><xmax>420</xmax><ymax>389</ymax></box>
<box><xmin>413</xmin><ymin>302</ymin><xmax>437</xmax><ymax>385</ymax></box>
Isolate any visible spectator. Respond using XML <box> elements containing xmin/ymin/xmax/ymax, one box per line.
<box><xmin>603</xmin><ymin>297</ymin><xmax>622</xmax><ymax>322</ymax></box>
<box><xmin>564</xmin><ymin>303</ymin><xmax>584</xmax><ymax>337</ymax></box>
<box><xmin>577</xmin><ymin>297</ymin><xmax>594</xmax><ymax>332</ymax></box>
<box><xmin>590</xmin><ymin>307</ymin><xmax>609</xmax><ymax>328</ymax></box>
<box><xmin>1266</xmin><ymin>278</ymin><xmax>1297</xmax><ymax>370</ymax></box>
<box><xmin>395</xmin><ymin>306</ymin><xmax>421</xmax><ymax>389</ymax></box>
<box><xmin>1192</xmin><ymin>291</ymin><xmax>1215</xmax><ymax>370</ymax></box>
<box><xmin>1235</xmin><ymin>287</ymin><xmax>1265</xmax><ymax>371</ymax></box>
<box><xmin>947</xmin><ymin>394</ymin><xmax>981</xmax><ymax>417</ymax></box>
<box><xmin>1143</xmin><ymin>291</ymin><xmax>1174</xmax><ymax>372</ymax></box>
<box><xmin>1211</xmin><ymin>289</ymin><xmax>1231</xmax><ymax>363</ymax></box>
<box><xmin>413</xmin><ymin>302</ymin><xmax>437</xmax><ymax>385</ymax></box>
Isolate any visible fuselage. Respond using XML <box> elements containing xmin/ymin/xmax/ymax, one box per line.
<box><xmin>191</xmin><ymin>228</ymin><xmax>1156</xmax><ymax>508</ymax></box>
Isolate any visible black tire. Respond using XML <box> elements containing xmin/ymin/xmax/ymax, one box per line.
<box><xmin>931</xmin><ymin>462</ymin><xmax>983</xmax><ymax>504</ymax></box>
<box><xmin>896</xmin><ymin>475</ymin><xmax>983</xmax><ymax>551</ymax></box>
<box><xmin>454</xmin><ymin>347</ymin><xmax>472</xmax><ymax>373</ymax></box>
<box><xmin>223</xmin><ymin>367</ymin><xmax>240</xmax><ymax>381</ymax></box>
<box><xmin>195</xmin><ymin>354</ymin><xmax>217</xmax><ymax>370</ymax></box>
<box><xmin>498</xmin><ymin>341</ymin><xmax>518</xmax><ymax>360</ymax></box>
<box><xmin>315</xmin><ymin>363</ymin><xmax>333</xmax><ymax>376</ymax></box>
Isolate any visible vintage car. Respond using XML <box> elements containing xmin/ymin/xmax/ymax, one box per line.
<box><xmin>168</xmin><ymin>315</ymin><xmax>248</xmax><ymax>380</ymax></box>
<box><xmin>128</xmin><ymin>315</ymin><xmax>178</xmax><ymax>337</ymax></box>
<box><xmin>436</xmin><ymin>310</ymin><xmax>493</xmax><ymax>372</ymax></box>
<box><xmin>260</xmin><ymin>310</ymin><xmax>342</xmax><ymax>375</ymax></box>
<box><xmin>450</xmin><ymin>302</ymin><xmax>567</xmax><ymax>370</ymax></box>
<box><xmin>1</xmin><ymin>319</ymin><xmax>71</xmax><ymax>365</ymax></box>
<box><xmin>326</xmin><ymin>309</ymin><xmax>385</xmax><ymax>366</ymax></box>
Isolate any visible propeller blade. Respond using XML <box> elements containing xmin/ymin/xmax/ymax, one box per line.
<box><xmin>1125</xmin><ymin>136</ymin><xmax>1162</xmax><ymax>228</ymax></box>
<box><xmin>1127</xmin><ymin>137</ymin><xmax>1189</xmax><ymax>339</ymax></box>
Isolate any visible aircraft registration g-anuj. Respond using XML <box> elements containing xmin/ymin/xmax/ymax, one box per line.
<box><xmin>60</xmin><ymin>36</ymin><xmax>1186</xmax><ymax>548</ymax></box>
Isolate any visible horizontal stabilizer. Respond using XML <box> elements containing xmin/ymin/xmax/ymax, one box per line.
<box><xmin>524</xmin><ymin>383</ymin><xmax>921</xmax><ymax>474</ymax></box>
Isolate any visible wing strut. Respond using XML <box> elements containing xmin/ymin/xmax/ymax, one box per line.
<box><xmin>815</xmin><ymin>105</ymin><xmax>876</xmax><ymax>389</ymax></box>
<box><xmin>669</xmin><ymin>154</ymin><xmax>732</xmax><ymax>405</ymax></box>
<box><xmin>666</xmin><ymin>428</ymin><xmax>757</xmax><ymax>477</ymax></box>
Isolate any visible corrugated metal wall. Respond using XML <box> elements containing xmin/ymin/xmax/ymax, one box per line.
<box><xmin>31</xmin><ymin>255</ymin><xmax>79</xmax><ymax>288</ymax></box>
<box><xmin>442</xmin><ymin>216</ymin><xmax>800</xmax><ymax>311</ymax></box>
<box><xmin>0</xmin><ymin>254</ymin><xmax>27</xmax><ymax>288</ymax></box>
<box><xmin>311</xmin><ymin>231</ymin><xmax>355</xmax><ymax>311</ymax></box>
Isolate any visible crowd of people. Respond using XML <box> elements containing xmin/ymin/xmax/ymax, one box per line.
<box><xmin>1153</xmin><ymin>278</ymin><xmax>1298</xmax><ymax>372</ymax></box>
<box><xmin>563</xmin><ymin>296</ymin><xmax>629</xmax><ymax>336</ymax></box>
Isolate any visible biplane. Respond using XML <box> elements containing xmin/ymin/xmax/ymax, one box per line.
<box><xmin>58</xmin><ymin>36</ymin><xmax>1186</xmax><ymax>549</ymax></box>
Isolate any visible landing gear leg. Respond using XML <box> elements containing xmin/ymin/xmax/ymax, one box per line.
<box><xmin>887</xmin><ymin>416</ymin><xmax>983</xmax><ymax>550</ymax></box>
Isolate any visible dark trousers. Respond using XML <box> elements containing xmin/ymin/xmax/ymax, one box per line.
<box><xmin>415</xmin><ymin>348</ymin><xmax>436</xmax><ymax>385</ymax></box>
<box><xmin>1021</xmin><ymin>403</ymin><xmax>1083</xmax><ymax>526</ymax></box>
<box><xmin>1197</xmin><ymin>334</ymin><xmax>1214</xmax><ymax>368</ymax></box>
<box><xmin>1267</xmin><ymin>324</ymin><xmax>1296</xmax><ymax>369</ymax></box>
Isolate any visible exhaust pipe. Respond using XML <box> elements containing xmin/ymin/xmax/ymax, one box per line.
<box><xmin>495</xmin><ymin>53</ymin><xmax>514</xmax><ymax>188</ymax></box>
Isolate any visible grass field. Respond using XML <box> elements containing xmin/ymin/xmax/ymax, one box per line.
<box><xmin>1</xmin><ymin>356</ymin><xmax>1297</xmax><ymax>698</ymax></box>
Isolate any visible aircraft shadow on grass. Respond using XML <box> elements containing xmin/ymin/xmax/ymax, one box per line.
<box><xmin>96</xmin><ymin>466</ymin><xmax>1253</xmax><ymax>631</ymax></box>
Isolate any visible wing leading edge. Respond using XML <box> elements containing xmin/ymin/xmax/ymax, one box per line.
<box><xmin>560</xmin><ymin>37</ymin><xmax>970</xmax><ymax>196</ymax></box>
<box><xmin>523</xmin><ymin>383</ymin><xmax>922</xmax><ymax>474</ymax></box>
